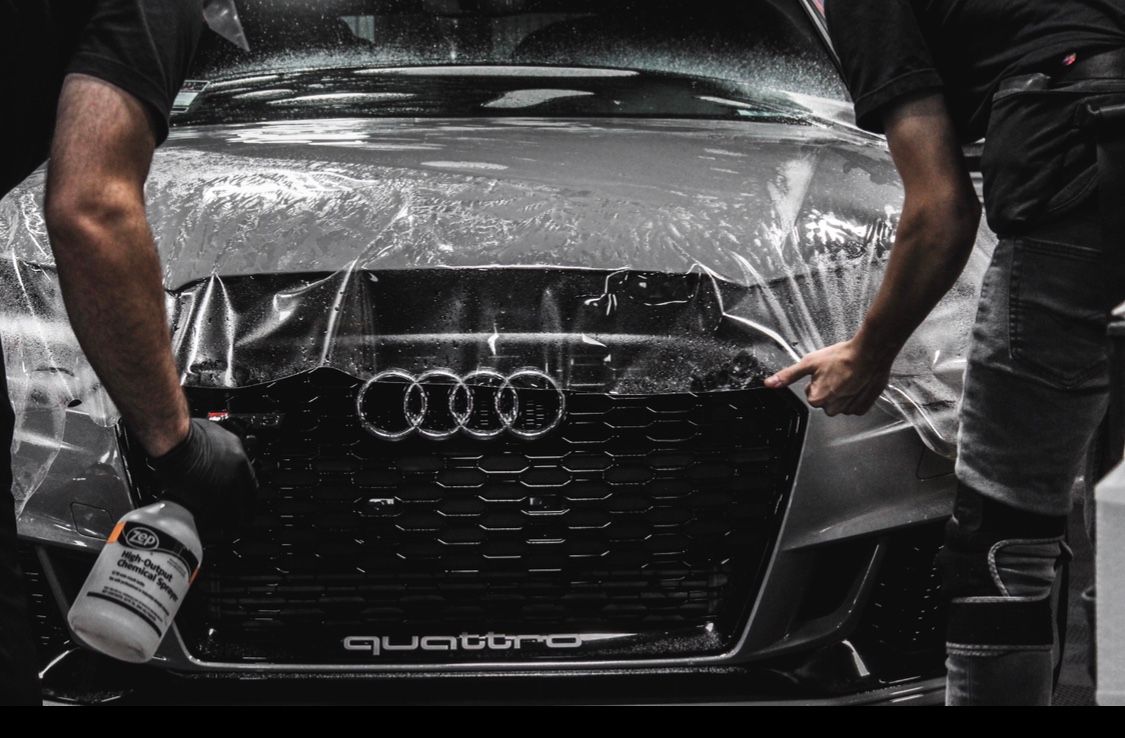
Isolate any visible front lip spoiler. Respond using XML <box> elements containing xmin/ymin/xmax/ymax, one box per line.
<box><xmin>741</xmin><ymin>679</ymin><xmax>945</xmax><ymax>706</ymax></box>
<box><xmin>41</xmin><ymin>672</ymin><xmax>945</xmax><ymax>706</ymax></box>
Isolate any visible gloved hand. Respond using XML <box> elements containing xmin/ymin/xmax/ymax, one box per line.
<box><xmin>151</xmin><ymin>418</ymin><xmax>258</xmax><ymax>539</ymax></box>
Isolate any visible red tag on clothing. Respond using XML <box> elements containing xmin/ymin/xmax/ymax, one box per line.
<box><xmin>1062</xmin><ymin>52</ymin><xmax>1079</xmax><ymax>67</ymax></box>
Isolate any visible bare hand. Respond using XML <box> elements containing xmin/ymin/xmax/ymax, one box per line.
<box><xmin>764</xmin><ymin>339</ymin><xmax>894</xmax><ymax>416</ymax></box>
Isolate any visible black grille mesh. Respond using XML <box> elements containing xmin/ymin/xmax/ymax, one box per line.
<box><xmin>126</xmin><ymin>368</ymin><xmax>804</xmax><ymax>663</ymax></box>
<box><xmin>17</xmin><ymin>543</ymin><xmax>73</xmax><ymax>666</ymax></box>
<box><xmin>851</xmin><ymin>522</ymin><xmax>947</xmax><ymax>681</ymax></box>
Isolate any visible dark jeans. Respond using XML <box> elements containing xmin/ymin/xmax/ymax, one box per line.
<box><xmin>949</xmin><ymin>203</ymin><xmax>1106</xmax><ymax>705</ymax></box>
<box><xmin>955</xmin><ymin>206</ymin><xmax>1109</xmax><ymax>517</ymax></box>
<box><xmin>0</xmin><ymin>340</ymin><xmax>39</xmax><ymax>704</ymax></box>
<box><xmin>944</xmin><ymin>59</ymin><xmax>1125</xmax><ymax>703</ymax></box>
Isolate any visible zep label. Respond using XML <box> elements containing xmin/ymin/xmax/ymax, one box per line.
<box><xmin>81</xmin><ymin>520</ymin><xmax>200</xmax><ymax>638</ymax></box>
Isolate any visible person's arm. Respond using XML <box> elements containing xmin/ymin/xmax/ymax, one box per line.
<box><xmin>44</xmin><ymin>74</ymin><xmax>189</xmax><ymax>456</ymax></box>
<box><xmin>765</xmin><ymin>92</ymin><xmax>981</xmax><ymax>415</ymax></box>
<box><xmin>44</xmin><ymin>73</ymin><xmax>257</xmax><ymax>534</ymax></box>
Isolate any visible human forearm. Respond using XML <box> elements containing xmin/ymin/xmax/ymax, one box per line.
<box><xmin>40</xmin><ymin>69</ymin><xmax>256</xmax><ymax>534</ymax></box>
<box><xmin>765</xmin><ymin>92</ymin><xmax>981</xmax><ymax>416</ymax></box>
<box><xmin>763</xmin><ymin>202</ymin><xmax>979</xmax><ymax>414</ymax></box>
<box><xmin>48</xmin><ymin>200</ymin><xmax>190</xmax><ymax>457</ymax></box>
<box><xmin>854</xmin><ymin>197</ymin><xmax>980</xmax><ymax>359</ymax></box>
<box><xmin>46</xmin><ymin>75</ymin><xmax>189</xmax><ymax>458</ymax></box>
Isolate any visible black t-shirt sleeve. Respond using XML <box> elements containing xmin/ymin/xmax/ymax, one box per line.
<box><xmin>825</xmin><ymin>0</ymin><xmax>944</xmax><ymax>133</ymax></box>
<box><xmin>65</xmin><ymin>0</ymin><xmax>203</xmax><ymax>144</ymax></box>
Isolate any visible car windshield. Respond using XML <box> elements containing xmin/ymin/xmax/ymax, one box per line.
<box><xmin>175</xmin><ymin>0</ymin><xmax>846</xmax><ymax>126</ymax></box>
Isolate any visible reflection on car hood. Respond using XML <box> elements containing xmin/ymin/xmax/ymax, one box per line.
<box><xmin>143</xmin><ymin>116</ymin><xmax>891</xmax><ymax>284</ymax></box>
<box><xmin>7</xmin><ymin>116</ymin><xmax>890</xmax><ymax>286</ymax></box>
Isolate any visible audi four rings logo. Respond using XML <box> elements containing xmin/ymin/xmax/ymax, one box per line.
<box><xmin>356</xmin><ymin>369</ymin><xmax>566</xmax><ymax>441</ymax></box>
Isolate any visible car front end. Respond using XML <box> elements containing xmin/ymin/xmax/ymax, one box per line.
<box><xmin>1</xmin><ymin>0</ymin><xmax>989</xmax><ymax>704</ymax></box>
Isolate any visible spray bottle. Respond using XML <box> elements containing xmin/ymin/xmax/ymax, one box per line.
<box><xmin>67</xmin><ymin>500</ymin><xmax>202</xmax><ymax>663</ymax></box>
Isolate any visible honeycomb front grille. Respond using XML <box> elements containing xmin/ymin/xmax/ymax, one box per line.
<box><xmin>17</xmin><ymin>543</ymin><xmax>73</xmax><ymax>666</ymax></box>
<box><xmin>126</xmin><ymin>368</ymin><xmax>804</xmax><ymax>664</ymax></box>
<box><xmin>851</xmin><ymin>522</ymin><xmax>947</xmax><ymax>682</ymax></box>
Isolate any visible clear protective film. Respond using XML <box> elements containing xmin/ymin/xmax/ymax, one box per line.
<box><xmin>202</xmin><ymin>0</ymin><xmax>251</xmax><ymax>52</ymax></box>
<box><xmin>0</xmin><ymin>114</ymin><xmax>993</xmax><ymax>512</ymax></box>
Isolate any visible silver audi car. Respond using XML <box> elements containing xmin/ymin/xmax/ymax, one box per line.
<box><xmin>1</xmin><ymin>0</ymin><xmax>994</xmax><ymax>704</ymax></box>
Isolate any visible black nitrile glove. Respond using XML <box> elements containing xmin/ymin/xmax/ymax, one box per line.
<box><xmin>152</xmin><ymin>418</ymin><xmax>258</xmax><ymax>539</ymax></box>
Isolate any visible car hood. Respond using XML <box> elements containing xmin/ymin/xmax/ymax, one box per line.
<box><xmin>0</xmin><ymin>116</ymin><xmax>992</xmax><ymax>464</ymax></box>
<box><xmin>5</xmin><ymin>114</ymin><xmax>904</xmax><ymax>288</ymax></box>
<box><xmin>152</xmin><ymin>116</ymin><xmax>900</xmax><ymax>286</ymax></box>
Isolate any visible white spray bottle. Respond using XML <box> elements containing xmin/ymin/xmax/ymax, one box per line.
<box><xmin>67</xmin><ymin>500</ymin><xmax>202</xmax><ymax>663</ymax></box>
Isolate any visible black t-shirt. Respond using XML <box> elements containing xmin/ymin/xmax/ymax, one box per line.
<box><xmin>0</xmin><ymin>0</ymin><xmax>203</xmax><ymax>197</ymax></box>
<box><xmin>826</xmin><ymin>0</ymin><xmax>1125</xmax><ymax>140</ymax></box>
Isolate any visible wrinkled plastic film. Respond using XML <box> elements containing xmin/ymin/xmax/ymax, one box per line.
<box><xmin>203</xmin><ymin>0</ymin><xmax>251</xmax><ymax>52</ymax></box>
<box><xmin>0</xmin><ymin>117</ymin><xmax>991</xmax><ymax>511</ymax></box>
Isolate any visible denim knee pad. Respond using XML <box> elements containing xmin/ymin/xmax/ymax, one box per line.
<box><xmin>937</xmin><ymin>485</ymin><xmax>1070</xmax><ymax>657</ymax></box>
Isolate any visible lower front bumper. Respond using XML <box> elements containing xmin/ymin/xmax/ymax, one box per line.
<box><xmin>35</xmin><ymin>643</ymin><xmax>946</xmax><ymax>705</ymax></box>
<box><xmin>21</xmin><ymin>515</ymin><xmax>951</xmax><ymax>704</ymax></box>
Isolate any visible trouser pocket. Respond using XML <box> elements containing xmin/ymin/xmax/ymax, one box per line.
<box><xmin>983</xmin><ymin>81</ymin><xmax>1096</xmax><ymax>231</ymax></box>
<box><xmin>1008</xmin><ymin>238</ymin><xmax>1108</xmax><ymax>389</ymax></box>
<box><xmin>982</xmin><ymin>77</ymin><xmax>1125</xmax><ymax>233</ymax></box>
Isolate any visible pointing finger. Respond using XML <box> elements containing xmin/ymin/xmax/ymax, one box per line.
<box><xmin>765</xmin><ymin>359</ymin><xmax>814</xmax><ymax>389</ymax></box>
